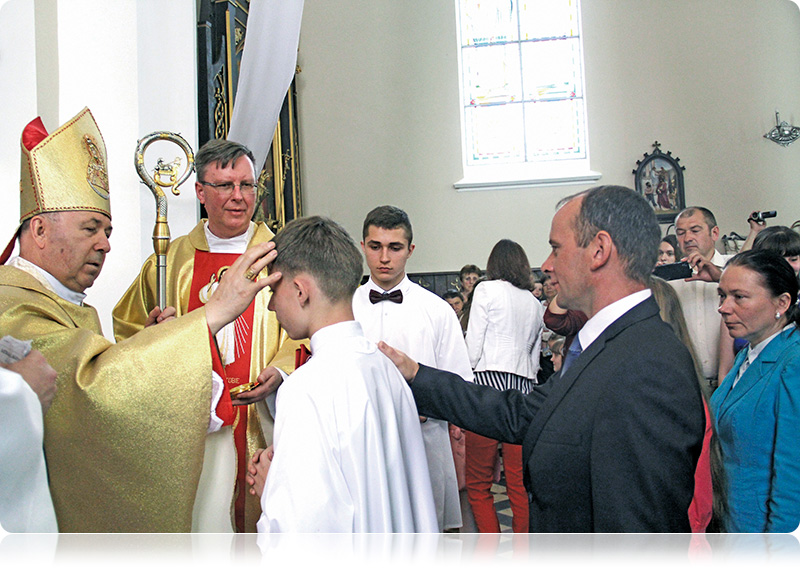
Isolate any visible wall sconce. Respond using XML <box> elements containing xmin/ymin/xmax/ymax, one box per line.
<box><xmin>764</xmin><ymin>111</ymin><xmax>800</xmax><ymax>147</ymax></box>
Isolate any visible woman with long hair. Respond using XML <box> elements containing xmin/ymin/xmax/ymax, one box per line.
<box><xmin>649</xmin><ymin>276</ymin><xmax>724</xmax><ymax>532</ymax></box>
<box><xmin>657</xmin><ymin>235</ymin><xmax>683</xmax><ymax>266</ymax></box>
<box><xmin>464</xmin><ymin>239</ymin><xmax>544</xmax><ymax>533</ymax></box>
<box><xmin>711</xmin><ymin>250</ymin><xmax>800</xmax><ymax>532</ymax></box>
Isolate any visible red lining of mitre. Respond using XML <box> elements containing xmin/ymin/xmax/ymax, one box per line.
<box><xmin>2</xmin><ymin>117</ymin><xmax>50</xmax><ymax>264</ymax></box>
<box><xmin>22</xmin><ymin>117</ymin><xmax>49</xmax><ymax>151</ymax></box>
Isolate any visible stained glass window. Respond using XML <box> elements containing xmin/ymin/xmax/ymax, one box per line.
<box><xmin>458</xmin><ymin>0</ymin><xmax>587</xmax><ymax>168</ymax></box>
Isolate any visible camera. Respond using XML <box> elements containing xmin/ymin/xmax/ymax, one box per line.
<box><xmin>652</xmin><ymin>261</ymin><xmax>693</xmax><ymax>281</ymax></box>
<box><xmin>749</xmin><ymin>210</ymin><xmax>777</xmax><ymax>223</ymax></box>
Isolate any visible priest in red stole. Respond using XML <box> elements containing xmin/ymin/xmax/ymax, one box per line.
<box><xmin>113</xmin><ymin>139</ymin><xmax>301</xmax><ymax>532</ymax></box>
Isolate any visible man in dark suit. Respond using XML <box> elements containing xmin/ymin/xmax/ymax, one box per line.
<box><xmin>379</xmin><ymin>185</ymin><xmax>705</xmax><ymax>532</ymax></box>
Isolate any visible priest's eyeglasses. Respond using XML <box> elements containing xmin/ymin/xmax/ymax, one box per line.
<box><xmin>199</xmin><ymin>180</ymin><xmax>258</xmax><ymax>197</ymax></box>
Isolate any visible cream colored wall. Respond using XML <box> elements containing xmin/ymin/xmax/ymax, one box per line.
<box><xmin>1</xmin><ymin>0</ymin><xmax>798</xmax><ymax>337</ymax></box>
<box><xmin>297</xmin><ymin>0</ymin><xmax>800</xmax><ymax>272</ymax></box>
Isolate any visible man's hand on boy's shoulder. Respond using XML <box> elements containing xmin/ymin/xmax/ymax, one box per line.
<box><xmin>377</xmin><ymin>341</ymin><xmax>419</xmax><ymax>383</ymax></box>
<box><xmin>232</xmin><ymin>366</ymin><xmax>285</xmax><ymax>406</ymax></box>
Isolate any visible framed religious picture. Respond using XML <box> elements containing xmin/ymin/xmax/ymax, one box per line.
<box><xmin>632</xmin><ymin>141</ymin><xmax>686</xmax><ymax>223</ymax></box>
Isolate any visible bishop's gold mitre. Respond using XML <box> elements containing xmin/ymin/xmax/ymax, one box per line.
<box><xmin>19</xmin><ymin>106</ymin><xmax>111</xmax><ymax>223</ymax></box>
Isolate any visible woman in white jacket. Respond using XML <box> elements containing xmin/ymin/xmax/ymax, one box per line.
<box><xmin>464</xmin><ymin>239</ymin><xmax>544</xmax><ymax>533</ymax></box>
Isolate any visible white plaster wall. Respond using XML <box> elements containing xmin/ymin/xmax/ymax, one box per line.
<box><xmin>582</xmin><ymin>0</ymin><xmax>800</xmax><ymax>239</ymax></box>
<box><xmin>1</xmin><ymin>0</ymin><xmax>799</xmax><ymax>338</ymax></box>
<box><xmin>52</xmin><ymin>0</ymin><xmax>142</xmax><ymax>338</ymax></box>
<box><xmin>134</xmin><ymin>0</ymin><xmax>200</xmax><ymax>264</ymax></box>
<box><xmin>297</xmin><ymin>0</ymin><xmax>800</xmax><ymax>272</ymax></box>
<box><xmin>0</xmin><ymin>0</ymin><xmax>36</xmax><ymax>249</ymax></box>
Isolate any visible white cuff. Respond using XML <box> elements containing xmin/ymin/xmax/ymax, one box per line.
<box><xmin>207</xmin><ymin>370</ymin><xmax>225</xmax><ymax>433</ymax></box>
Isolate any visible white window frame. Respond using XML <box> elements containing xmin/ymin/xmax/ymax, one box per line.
<box><xmin>453</xmin><ymin>0</ymin><xmax>600</xmax><ymax>191</ymax></box>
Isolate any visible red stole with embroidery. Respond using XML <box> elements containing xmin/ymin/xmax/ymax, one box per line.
<box><xmin>188</xmin><ymin>250</ymin><xmax>255</xmax><ymax>532</ymax></box>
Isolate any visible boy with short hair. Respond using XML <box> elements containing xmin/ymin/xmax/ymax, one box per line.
<box><xmin>352</xmin><ymin>205</ymin><xmax>473</xmax><ymax>531</ymax></box>
<box><xmin>249</xmin><ymin>216</ymin><xmax>437</xmax><ymax>532</ymax></box>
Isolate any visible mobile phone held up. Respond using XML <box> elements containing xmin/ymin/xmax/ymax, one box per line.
<box><xmin>652</xmin><ymin>261</ymin><xmax>693</xmax><ymax>281</ymax></box>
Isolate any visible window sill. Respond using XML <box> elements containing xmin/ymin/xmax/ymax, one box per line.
<box><xmin>454</xmin><ymin>170</ymin><xmax>602</xmax><ymax>192</ymax></box>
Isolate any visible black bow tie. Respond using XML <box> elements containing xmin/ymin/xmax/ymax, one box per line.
<box><xmin>369</xmin><ymin>289</ymin><xmax>403</xmax><ymax>304</ymax></box>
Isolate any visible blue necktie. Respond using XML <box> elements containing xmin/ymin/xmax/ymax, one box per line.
<box><xmin>560</xmin><ymin>336</ymin><xmax>583</xmax><ymax>377</ymax></box>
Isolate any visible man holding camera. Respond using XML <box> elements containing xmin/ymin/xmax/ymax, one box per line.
<box><xmin>671</xmin><ymin>207</ymin><xmax>732</xmax><ymax>390</ymax></box>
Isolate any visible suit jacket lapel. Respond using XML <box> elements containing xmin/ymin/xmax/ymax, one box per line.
<box><xmin>715</xmin><ymin>329</ymin><xmax>799</xmax><ymax>421</ymax></box>
<box><xmin>713</xmin><ymin>348</ymin><xmax>747</xmax><ymax>422</ymax></box>
<box><xmin>522</xmin><ymin>297</ymin><xmax>660</xmax><ymax>462</ymax></box>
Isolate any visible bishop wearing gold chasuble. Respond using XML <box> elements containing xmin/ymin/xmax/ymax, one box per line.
<box><xmin>113</xmin><ymin>139</ymin><xmax>300</xmax><ymax>533</ymax></box>
<box><xmin>0</xmin><ymin>109</ymin><xmax>282</xmax><ymax>532</ymax></box>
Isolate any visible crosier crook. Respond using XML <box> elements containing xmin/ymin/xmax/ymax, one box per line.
<box><xmin>134</xmin><ymin>132</ymin><xmax>195</xmax><ymax>311</ymax></box>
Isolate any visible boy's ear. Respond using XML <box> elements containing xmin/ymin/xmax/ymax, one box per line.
<box><xmin>293</xmin><ymin>274</ymin><xmax>313</xmax><ymax>307</ymax></box>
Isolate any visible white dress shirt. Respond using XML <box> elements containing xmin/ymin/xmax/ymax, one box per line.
<box><xmin>576</xmin><ymin>289</ymin><xmax>653</xmax><ymax>353</ymax></box>
<box><xmin>670</xmin><ymin>249</ymin><xmax>731</xmax><ymax>379</ymax></box>
<box><xmin>353</xmin><ymin>276</ymin><xmax>473</xmax><ymax>381</ymax></box>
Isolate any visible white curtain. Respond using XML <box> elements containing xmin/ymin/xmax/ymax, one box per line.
<box><xmin>227</xmin><ymin>0</ymin><xmax>304</xmax><ymax>171</ymax></box>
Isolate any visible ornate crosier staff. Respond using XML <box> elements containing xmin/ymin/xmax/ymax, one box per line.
<box><xmin>135</xmin><ymin>132</ymin><xmax>195</xmax><ymax>311</ymax></box>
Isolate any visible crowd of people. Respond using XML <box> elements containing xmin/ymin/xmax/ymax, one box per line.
<box><xmin>1</xmin><ymin>108</ymin><xmax>798</xmax><ymax>534</ymax></box>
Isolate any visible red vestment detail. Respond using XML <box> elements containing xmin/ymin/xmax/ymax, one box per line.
<box><xmin>189</xmin><ymin>250</ymin><xmax>256</xmax><ymax>532</ymax></box>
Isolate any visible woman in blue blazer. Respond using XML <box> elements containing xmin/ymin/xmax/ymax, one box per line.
<box><xmin>711</xmin><ymin>250</ymin><xmax>800</xmax><ymax>532</ymax></box>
